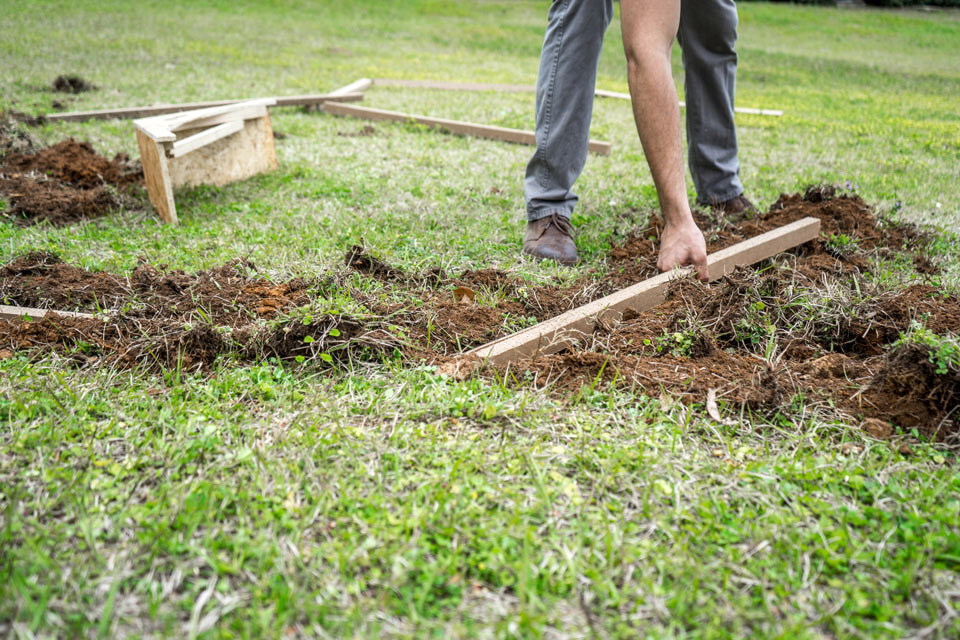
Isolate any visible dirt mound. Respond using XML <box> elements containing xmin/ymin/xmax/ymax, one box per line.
<box><xmin>862</xmin><ymin>343</ymin><xmax>959</xmax><ymax>439</ymax></box>
<box><xmin>503</xmin><ymin>267</ymin><xmax>959</xmax><ymax>439</ymax></box>
<box><xmin>0</xmin><ymin>139</ymin><xmax>142</xmax><ymax>226</ymax></box>
<box><xmin>0</xmin><ymin>253</ymin><xmax>362</xmax><ymax>371</ymax></box>
<box><xmin>52</xmin><ymin>74</ymin><xmax>96</xmax><ymax>93</ymax></box>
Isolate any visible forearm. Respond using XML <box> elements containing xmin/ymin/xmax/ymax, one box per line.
<box><xmin>620</xmin><ymin>0</ymin><xmax>691</xmax><ymax>227</ymax></box>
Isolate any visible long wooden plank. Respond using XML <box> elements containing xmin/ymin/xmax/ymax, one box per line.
<box><xmin>154</xmin><ymin>98</ymin><xmax>277</xmax><ymax>132</ymax></box>
<box><xmin>374</xmin><ymin>79</ymin><xmax>783</xmax><ymax>116</ymax></box>
<box><xmin>465</xmin><ymin>217</ymin><xmax>821</xmax><ymax>367</ymax></box>
<box><xmin>323</xmin><ymin>102</ymin><xmax>612</xmax><ymax>155</ymax></box>
<box><xmin>0</xmin><ymin>305</ymin><xmax>96</xmax><ymax>322</ymax></box>
<box><xmin>46</xmin><ymin>93</ymin><xmax>364</xmax><ymax>123</ymax></box>
<box><xmin>329</xmin><ymin>78</ymin><xmax>373</xmax><ymax>96</ymax></box>
<box><xmin>168</xmin><ymin>105</ymin><xmax>267</xmax><ymax>133</ymax></box>
<box><xmin>170</xmin><ymin>120</ymin><xmax>244</xmax><ymax>158</ymax></box>
<box><xmin>594</xmin><ymin>90</ymin><xmax>784</xmax><ymax>117</ymax></box>
<box><xmin>374</xmin><ymin>78</ymin><xmax>536</xmax><ymax>93</ymax></box>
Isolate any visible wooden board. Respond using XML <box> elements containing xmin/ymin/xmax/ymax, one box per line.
<box><xmin>136</xmin><ymin>127</ymin><xmax>178</xmax><ymax>224</ymax></box>
<box><xmin>0</xmin><ymin>305</ymin><xmax>95</xmax><ymax>321</ymax></box>
<box><xmin>170</xmin><ymin>120</ymin><xmax>244</xmax><ymax>158</ymax></box>
<box><xmin>324</xmin><ymin>102</ymin><xmax>612</xmax><ymax>155</ymax></box>
<box><xmin>166</xmin><ymin>113</ymin><xmax>277</xmax><ymax>189</ymax></box>
<box><xmin>464</xmin><ymin>217</ymin><xmax>821</xmax><ymax>368</ymax></box>
<box><xmin>329</xmin><ymin>78</ymin><xmax>373</xmax><ymax>96</ymax></box>
<box><xmin>47</xmin><ymin>93</ymin><xmax>364</xmax><ymax>123</ymax></box>
<box><xmin>374</xmin><ymin>79</ymin><xmax>783</xmax><ymax>117</ymax></box>
<box><xmin>374</xmin><ymin>78</ymin><xmax>536</xmax><ymax>93</ymax></box>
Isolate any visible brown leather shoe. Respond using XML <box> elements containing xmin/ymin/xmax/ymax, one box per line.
<box><xmin>709</xmin><ymin>193</ymin><xmax>757</xmax><ymax>216</ymax></box>
<box><xmin>522</xmin><ymin>213</ymin><xmax>579</xmax><ymax>265</ymax></box>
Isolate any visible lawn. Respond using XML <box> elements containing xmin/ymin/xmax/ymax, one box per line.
<box><xmin>1</xmin><ymin>1</ymin><xmax>959</xmax><ymax>638</ymax></box>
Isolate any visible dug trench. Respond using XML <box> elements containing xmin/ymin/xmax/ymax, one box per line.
<box><xmin>0</xmin><ymin>187</ymin><xmax>956</xmax><ymax>439</ymax></box>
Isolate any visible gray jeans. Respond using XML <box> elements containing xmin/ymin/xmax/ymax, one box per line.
<box><xmin>525</xmin><ymin>0</ymin><xmax>744</xmax><ymax>222</ymax></box>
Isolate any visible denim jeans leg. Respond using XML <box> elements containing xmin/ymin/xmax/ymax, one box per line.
<box><xmin>524</xmin><ymin>0</ymin><xmax>614</xmax><ymax>222</ymax></box>
<box><xmin>679</xmin><ymin>0</ymin><xmax>744</xmax><ymax>205</ymax></box>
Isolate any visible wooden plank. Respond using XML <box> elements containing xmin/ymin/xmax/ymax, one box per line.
<box><xmin>133</xmin><ymin>120</ymin><xmax>176</xmax><ymax>143</ymax></box>
<box><xmin>46</xmin><ymin>93</ymin><xmax>363</xmax><ymax>123</ymax></box>
<box><xmin>0</xmin><ymin>305</ymin><xmax>96</xmax><ymax>321</ymax></box>
<box><xmin>374</xmin><ymin>78</ymin><xmax>536</xmax><ymax>93</ymax></box>
<box><xmin>374</xmin><ymin>79</ymin><xmax>783</xmax><ymax>117</ymax></box>
<box><xmin>464</xmin><ymin>217</ymin><xmax>821</xmax><ymax>368</ymax></box>
<box><xmin>136</xmin><ymin>127</ymin><xmax>178</xmax><ymax>224</ymax></box>
<box><xmin>169</xmin><ymin>120</ymin><xmax>244</xmax><ymax>158</ymax></box>
<box><xmin>169</xmin><ymin>105</ymin><xmax>267</xmax><ymax>133</ymax></box>
<box><xmin>324</xmin><ymin>102</ymin><xmax>612</xmax><ymax>155</ymax></box>
<box><xmin>595</xmin><ymin>90</ymin><xmax>784</xmax><ymax>117</ymax></box>
<box><xmin>155</xmin><ymin>98</ymin><xmax>276</xmax><ymax>132</ymax></box>
<box><xmin>329</xmin><ymin>78</ymin><xmax>373</xmax><ymax>96</ymax></box>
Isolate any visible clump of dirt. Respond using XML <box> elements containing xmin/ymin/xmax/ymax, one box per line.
<box><xmin>862</xmin><ymin>343</ymin><xmax>959</xmax><ymax>439</ymax></box>
<box><xmin>52</xmin><ymin>75</ymin><xmax>96</xmax><ymax>94</ymax></box>
<box><xmin>345</xmin><ymin>244</ymin><xmax>405</xmax><ymax>281</ymax></box>
<box><xmin>0</xmin><ymin>139</ymin><xmax>142</xmax><ymax>225</ymax></box>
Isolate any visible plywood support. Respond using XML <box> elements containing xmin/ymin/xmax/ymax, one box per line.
<box><xmin>461</xmin><ymin>217</ymin><xmax>821</xmax><ymax>368</ymax></box>
<box><xmin>47</xmin><ymin>93</ymin><xmax>364</xmax><ymax>123</ymax></box>
<box><xmin>324</xmin><ymin>102</ymin><xmax>612</xmax><ymax>155</ymax></box>
<box><xmin>375</xmin><ymin>78</ymin><xmax>784</xmax><ymax>117</ymax></box>
<box><xmin>0</xmin><ymin>305</ymin><xmax>96</xmax><ymax>322</ymax></box>
<box><xmin>134</xmin><ymin>99</ymin><xmax>279</xmax><ymax>225</ymax></box>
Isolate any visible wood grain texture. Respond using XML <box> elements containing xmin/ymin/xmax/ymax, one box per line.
<box><xmin>0</xmin><ymin>305</ymin><xmax>96</xmax><ymax>321</ymax></box>
<box><xmin>166</xmin><ymin>113</ymin><xmax>278</xmax><ymax>189</ymax></box>
<box><xmin>135</xmin><ymin>128</ymin><xmax>178</xmax><ymax>224</ymax></box>
<box><xmin>465</xmin><ymin>217</ymin><xmax>821</xmax><ymax>367</ymax></box>
<box><xmin>324</xmin><ymin>102</ymin><xmax>612</xmax><ymax>155</ymax></box>
<box><xmin>170</xmin><ymin>120</ymin><xmax>244</xmax><ymax>158</ymax></box>
<box><xmin>47</xmin><ymin>93</ymin><xmax>363</xmax><ymax>122</ymax></box>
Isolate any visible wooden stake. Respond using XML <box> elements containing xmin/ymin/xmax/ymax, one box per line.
<box><xmin>324</xmin><ymin>102</ymin><xmax>612</xmax><ymax>155</ymax></box>
<box><xmin>46</xmin><ymin>93</ymin><xmax>364</xmax><ymax>123</ymax></box>
<box><xmin>462</xmin><ymin>217</ymin><xmax>820</xmax><ymax>368</ymax></box>
<box><xmin>0</xmin><ymin>305</ymin><xmax>96</xmax><ymax>322</ymax></box>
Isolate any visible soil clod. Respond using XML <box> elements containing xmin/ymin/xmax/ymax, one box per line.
<box><xmin>52</xmin><ymin>74</ymin><xmax>96</xmax><ymax>94</ymax></box>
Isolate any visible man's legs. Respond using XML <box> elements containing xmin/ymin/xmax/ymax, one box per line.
<box><xmin>621</xmin><ymin>0</ymin><xmax>708</xmax><ymax>280</ymax></box>
<box><xmin>678</xmin><ymin>0</ymin><xmax>745</xmax><ymax>207</ymax></box>
<box><xmin>524</xmin><ymin>0</ymin><xmax>614</xmax><ymax>223</ymax></box>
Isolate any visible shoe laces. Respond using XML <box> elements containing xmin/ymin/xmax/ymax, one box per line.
<box><xmin>546</xmin><ymin>212</ymin><xmax>574</xmax><ymax>238</ymax></box>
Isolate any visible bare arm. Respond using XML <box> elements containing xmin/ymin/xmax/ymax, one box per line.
<box><xmin>620</xmin><ymin>0</ymin><xmax>708</xmax><ymax>281</ymax></box>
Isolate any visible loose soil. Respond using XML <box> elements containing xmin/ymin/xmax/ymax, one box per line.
<box><xmin>0</xmin><ymin>137</ymin><xmax>143</xmax><ymax>226</ymax></box>
<box><xmin>0</xmin><ymin>187</ymin><xmax>955</xmax><ymax>438</ymax></box>
<box><xmin>52</xmin><ymin>74</ymin><xmax>96</xmax><ymax>94</ymax></box>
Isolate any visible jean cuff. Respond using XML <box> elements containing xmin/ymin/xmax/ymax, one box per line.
<box><xmin>526</xmin><ymin>207</ymin><xmax>573</xmax><ymax>223</ymax></box>
<box><xmin>696</xmin><ymin>187</ymin><xmax>743</xmax><ymax>207</ymax></box>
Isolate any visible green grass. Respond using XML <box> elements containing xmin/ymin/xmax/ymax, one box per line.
<box><xmin>2</xmin><ymin>1</ymin><xmax>960</xmax><ymax>637</ymax></box>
